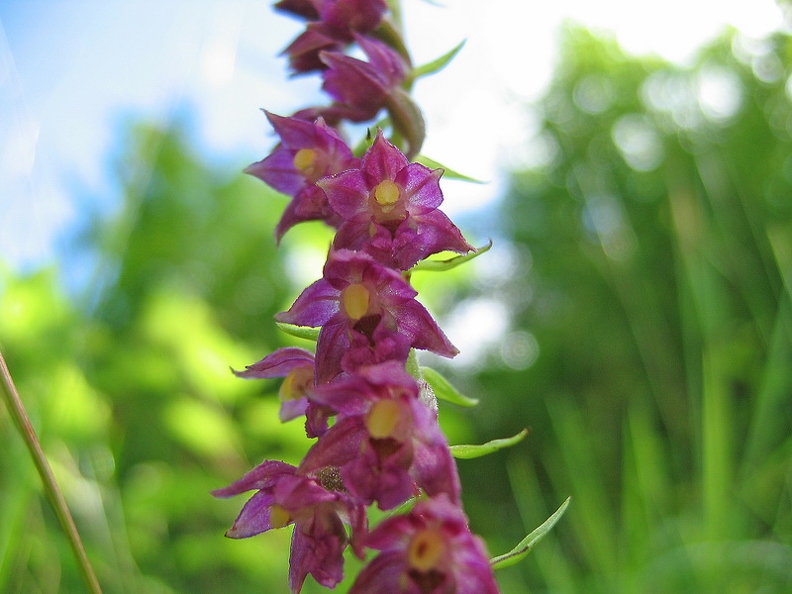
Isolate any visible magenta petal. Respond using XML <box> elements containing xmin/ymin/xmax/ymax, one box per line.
<box><xmin>355</xmin><ymin>34</ymin><xmax>407</xmax><ymax>88</ymax></box>
<box><xmin>320</xmin><ymin>0</ymin><xmax>387</xmax><ymax>33</ymax></box>
<box><xmin>309</xmin><ymin>374</ymin><xmax>372</xmax><ymax>416</ymax></box>
<box><xmin>276</xmin><ymin>278</ymin><xmax>340</xmax><ymax>328</ymax></box>
<box><xmin>348</xmin><ymin>552</ymin><xmax>407</xmax><ymax>594</ymax></box>
<box><xmin>280</xmin><ymin>398</ymin><xmax>310</xmax><ymax>422</ymax></box>
<box><xmin>224</xmin><ymin>491</ymin><xmax>277</xmax><ymax>538</ymax></box>
<box><xmin>274</xmin><ymin>0</ymin><xmax>319</xmax><ymax>20</ymax></box>
<box><xmin>390</xmin><ymin>300</ymin><xmax>458</xmax><ymax>357</ymax></box>
<box><xmin>332</xmin><ymin>220</ymin><xmax>374</xmax><ymax>253</ymax></box>
<box><xmin>313</xmin><ymin>316</ymin><xmax>351</xmax><ymax>384</ymax></box>
<box><xmin>392</xmin><ymin>211</ymin><xmax>472</xmax><ymax>270</ymax></box>
<box><xmin>343</xmin><ymin>446</ymin><xmax>418</xmax><ymax>510</ymax></box>
<box><xmin>359</xmin><ymin>360</ymin><xmax>418</xmax><ymax>391</ymax></box>
<box><xmin>265</xmin><ymin>111</ymin><xmax>319</xmax><ymax>148</ymax></box>
<box><xmin>395</xmin><ymin>161</ymin><xmax>444</xmax><ymax>213</ymax></box>
<box><xmin>299</xmin><ymin>416</ymin><xmax>368</xmax><ymax>474</ymax></box>
<box><xmin>412</xmin><ymin>208</ymin><xmax>474</xmax><ymax>252</ymax></box>
<box><xmin>453</xmin><ymin>539</ymin><xmax>501</xmax><ymax>594</ymax></box>
<box><xmin>317</xmin><ymin>168</ymin><xmax>370</xmax><ymax>221</ymax></box>
<box><xmin>246</xmin><ymin>146</ymin><xmax>305</xmax><ymax>197</ymax></box>
<box><xmin>289</xmin><ymin>521</ymin><xmax>346</xmax><ymax>592</ymax></box>
<box><xmin>341</xmin><ymin>322</ymin><xmax>412</xmax><ymax>373</ymax></box>
<box><xmin>233</xmin><ymin>347</ymin><xmax>314</xmax><ymax>379</ymax></box>
<box><xmin>274</xmin><ymin>189</ymin><xmax>327</xmax><ymax>242</ymax></box>
<box><xmin>320</xmin><ymin>51</ymin><xmax>387</xmax><ymax>113</ymax></box>
<box><xmin>275</xmin><ymin>473</ymin><xmax>339</xmax><ymax>509</ymax></box>
<box><xmin>283</xmin><ymin>23</ymin><xmax>343</xmax><ymax>73</ymax></box>
<box><xmin>409</xmin><ymin>400</ymin><xmax>461</xmax><ymax>503</ymax></box>
<box><xmin>211</xmin><ymin>460</ymin><xmax>296</xmax><ymax>497</ymax></box>
<box><xmin>362</xmin><ymin>130</ymin><xmax>410</xmax><ymax>183</ymax></box>
<box><xmin>319</xmin><ymin>38</ymin><xmax>405</xmax><ymax>115</ymax></box>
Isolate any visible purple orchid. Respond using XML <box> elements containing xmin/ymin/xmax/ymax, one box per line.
<box><xmin>277</xmin><ymin>0</ymin><xmax>388</xmax><ymax>73</ymax></box>
<box><xmin>275</xmin><ymin>248</ymin><xmax>458</xmax><ymax>383</ymax></box>
<box><xmin>275</xmin><ymin>0</ymin><xmax>387</xmax><ymax>33</ymax></box>
<box><xmin>274</xmin><ymin>0</ymin><xmax>320</xmax><ymax>20</ymax></box>
<box><xmin>349</xmin><ymin>494</ymin><xmax>500</xmax><ymax>594</ymax></box>
<box><xmin>245</xmin><ymin>112</ymin><xmax>359</xmax><ymax>241</ymax></box>
<box><xmin>215</xmin><ymin>1</ymin><xmax>519</xmax><ymax>591</ymax></box>
<box><xmin>317</xmin><ymin>130</ymin><xmax>473</xmax><ymax>270</ymax></box>
<box><xmin>281</xmin><ymin>23</ymin><xmax>346</xmax><ymax>73</ymax></box>
<box><xmin>234</xmin><ymin>347</ymin><xmax>314</xmax><ymax>422</ymax></box>
<box><xmin>340</xmin><ymin>320</ymin><xmax>412</xmax><ymax>376</ymax></box>
<box><xmin>232</xmin><ymin>347</ymin><xmax>335</xmax><ymax>438</ymax></box>
<box><xmin>298</xmin><ymin>361</ymin><xmax>461</xmax><ymax>510</ymax></box>
<box><xmin>318</xmin><ymin>35</ymin><xmax>407</xmax><ymax>122</ymax></box>
<box><xmin>212</xmin><ymin>460</ymin><xmax>366</xmax><ymax>593</ymax></box>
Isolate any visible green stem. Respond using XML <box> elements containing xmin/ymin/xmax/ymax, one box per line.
<box><xmin>0</xmin><ymin>349</ymin><xmax>103</xmax><ymax>594</ymax></box>
<box><xmin>386</xmin><ymin>0</ymin><xmax>404</xmax><ymax>36</ymax></box>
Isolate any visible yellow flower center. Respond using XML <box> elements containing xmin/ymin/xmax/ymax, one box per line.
<box><xmin>366</xmin><ymin>399</ymin><xmax>401</xmax><ymax>439</ymax></box>
<box><xmin>407</xmin><ymin>528</ymin><xmax>446</xmax><ymax>572</ymax></box>
<box><xmin>340</xmin><ymin>283</ymin><xmax>370</xmax><ymax>321</ymax></box>
<box><xmin>269</xmin><ymin>504</ymin><xmax>291</xmax><ymax>529</ymax></box>
<box><xmin>293</xmin><ymin>148</ymin><xmax>318</xmax><ymax>175</ymax></box>
<box><xmin>279</xmin><ymin>366</ymin><xmax>313</xmax><ymax>401</ymax></box>
<box><xmin>373</xmin><ymin>180</ymin><xmax>400</xmax><ymax>213</ymax></box>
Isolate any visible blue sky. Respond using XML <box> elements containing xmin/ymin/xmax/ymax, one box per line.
<box><xmin>0</xmin><ymin>0</ymin><xmax>784</xmax><ymax>275</ymax></box>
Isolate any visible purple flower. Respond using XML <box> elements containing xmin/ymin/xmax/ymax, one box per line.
<box><xmin>318</xmin><ymin>0</ymin><xmax>388</xmax><ymax>34</ymax></box>
<box><xmin>232</xmin><ymin>347</ymin><xmax>334</xmax><ymax>438</ymax></box>
<box><xmin>275</xmin><ymin>248</ymin><xmax>458</xmax><ymax>383</ymax></box>
<box><xmin>212</xmin><ymin>460</ymin><xmax>366</xmax><ymax>593</ymax></box>
<box><xmin>277</xmin><ymin>0</ymin><xmax>389</xmax><ymax>73</ymax></box>
<box><xmin>349</xmin><ymin>494</ymin><xmax>500</xmax><ymax>594</ymax></box>
<box><xmin>275</xmin><ymin>0</ymin><xmax>388</xmax><ymax>37</ymax></box>
<box><xmin>298</xmin><ymin>361</ymin><xmax>461</xmax><ymax>510</ymax></box>
<box><xmin>281</xmin><ymin>23</ymin><xmax>346</xmax><ymax>73</ymax></box>
<box><xmin>234</xmin><ymin>347</ymin><xmax>314</xmax><ymax>421</ymax></box>
<box><xmin>318</xmin><ymin>35</ymin><xmax>407</xmax><ymax>122</ymax></box>
<box><xmin>318</xmin><ymin>130</ymin><xmax>473</xmax><ymax>269</ymax></box>
<box><xmin>274</xmin><ymin>0</ymin><xmax>320</xmax><ymax>20</ymax></box>
<box><xmin>340</xmin><ymin>320</ymin><xmax>412</xmax><ymax>376</ymax></box>
<box><xmin>245</xmin><ymin>112</ymin><xmax>359</xmax><ymax>241</ymax></box>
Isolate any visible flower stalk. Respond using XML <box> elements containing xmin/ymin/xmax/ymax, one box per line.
<box><xmin>0</xmin><ymin>349</ymin><xmax>103</xmax><ymax>594</ymax></box>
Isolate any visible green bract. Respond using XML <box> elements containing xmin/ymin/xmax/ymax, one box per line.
<box><xmin>490</xmin><ymin>497</ymin><xmax>572</xmax><ymax>570</ymax></box>
<box><xmin>412</xmin><ymin>240</ymin><xmax>492</xmax><ymax>272</ymax></box>
<box><xmin>275</xmin><ymin>322</ymin><xmax>320</xmax><ymax>342</ymax></box>
<box><xmin>420</xmin><ymin>366</ymin><xmax>479</xmax><ymax>407</ymax></box>
<box><xmin>414</xmin><ymin>154</ymin><xmax>485</xmax><ymax>183</ymax></box>
<box><xmin>449</xmin><ymin>429</ymin><xmax>528</xmax><ymax>459</ymax></box>
<box><xmin>410</xmin><ymin>40</ymin><xmax>466</xmax><ymax>82</ymax></box>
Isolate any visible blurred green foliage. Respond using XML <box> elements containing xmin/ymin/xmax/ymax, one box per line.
<box><xmin>2</xmin><ymin>23</ymin><xmax>792</xmax><ymax>594</ymax></box>
<box><xmin>0</xmin><ymin>121</ymin><xmax>316</xmax><ymax>593</ymax></box>
<box><xmin>454</xmin><ymin>24</ymin><xmax>792</xmax><ymax>594</ymax></box>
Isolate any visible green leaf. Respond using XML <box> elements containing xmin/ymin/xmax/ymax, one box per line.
<box><xmin>420</xmin><ymin>366</ymin><xmax>479</xmax><ymax>407</ymax></box>
<box><xmin>411</xmin><ymin>40</ymin><xmax>466</xmax><ymax>80</ymax></box>
<box><xmin>275</xmin><ymin>322</ymin><xmax>320</xmax><ymax>342</ymax></box>
<box><xmin>414</xmin><ymin>154</ymin><xmax>485</xmax><ymax>183</ymax></box>
<box><xmin>411</xmin><ymin>240</ymin><xmax>493</xmax><ymax>272</ymax></box>
<box><xmin>449</xmin><ymin>428</ymin><xmax>528</xmax><ymax>459</ymax></box>
<box><xmin>490</xmin><ymin>496</ymin><xmax>572</xmax><ymax>569</ymax></box>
